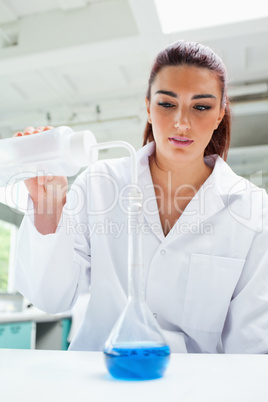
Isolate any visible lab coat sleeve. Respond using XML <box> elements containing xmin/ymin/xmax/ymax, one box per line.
<box><xmin>222</xmin><ymin>206</ymin><xmax>268</xmax><ymax>353</ymax></box>
<box><xmin>14</xmin><ymin>174</ymin><xmax>91</xmax><ymax>314</ymax></box>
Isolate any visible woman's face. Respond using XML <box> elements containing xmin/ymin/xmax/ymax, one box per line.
<box><xmin>146</xmin><ymin>65</ymin><xmax>225</xmax><ymax>166</ymax></box>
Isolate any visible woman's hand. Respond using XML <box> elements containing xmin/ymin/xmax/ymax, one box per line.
<box><xmin>13</xmin><ymin>126</ymin><xmax>68</xmax><ymax>234</ymax></box>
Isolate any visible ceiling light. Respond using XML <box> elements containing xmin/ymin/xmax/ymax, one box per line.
<box><xmin>154</xmin><ymin>0</ymin><xmax>268</xmax><ymax>33</ymax></box>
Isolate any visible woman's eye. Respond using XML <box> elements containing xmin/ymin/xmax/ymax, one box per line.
<box><xmin>194</xmin><ymin>105</ymin><xmax>211</xmax><ymax>111</ymax></box>
<box><xmin>158</xmin><ymin>102</ymin><xmax>175</xmax><ymax>108</ymax></box>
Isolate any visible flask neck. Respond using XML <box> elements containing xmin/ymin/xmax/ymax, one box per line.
<box><xmin>127</xmin><ymin>194</ymin><xmax>145</xmax><ymax>302</ymax></box>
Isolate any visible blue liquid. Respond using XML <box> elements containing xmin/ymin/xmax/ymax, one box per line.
<box><xmin>104</xmin><ymin>344</ymin><xmax>170</xmax><ymax>380</ymax></box>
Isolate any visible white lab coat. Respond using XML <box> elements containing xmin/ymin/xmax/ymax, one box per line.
<box><xmin>15</xmin><ymin>142</ymin><xmax>268</xmax><ymax>353</ymax></box>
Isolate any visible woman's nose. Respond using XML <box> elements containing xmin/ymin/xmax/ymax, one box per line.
<box><xmin>174</xmin><ymin>110</ymin><xmax>191</xmax><ymax>131</ymax></box>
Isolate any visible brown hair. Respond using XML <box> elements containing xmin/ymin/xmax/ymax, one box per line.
<box><xmin>143</xmin><ymin>40</ymin><xmax>231</xmax><ymax>161</ymax></box>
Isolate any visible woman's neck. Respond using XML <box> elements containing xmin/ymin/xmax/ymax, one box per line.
<box><xmin>149</xmin><ymin>151</ymin><xmax>213</xmax><ymax>195</ymax></box>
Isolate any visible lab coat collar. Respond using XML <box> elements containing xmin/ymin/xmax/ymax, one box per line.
<box><xmin>137</xmin><ymin>141</ymin><xmax>156</xmax><ymax>177</ymax></box>
<box><xmin>136</xmin><ymin>142</ymin><xmax>248</xmax><ymax>243</ymax></box>
<box><xmin>136</xmin><ymin>142</ymin><xmax>248</xmax><ymax>199</ymax></box>
<box><xmin>203</xmin><ymin>154</ymin><xmax>248</xmax><ymax>198</ymax></box>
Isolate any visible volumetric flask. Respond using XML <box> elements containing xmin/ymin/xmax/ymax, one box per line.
<box><xmin>103</xmin><ymin>191</ymin><xmax>170</xmax><ymax>380</ymax></box>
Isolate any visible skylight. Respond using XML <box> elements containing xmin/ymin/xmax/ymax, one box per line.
<box><xmin>154</xmin><ymin>0</ymin><xmax>268</xmax><ymax>33</ymax></box>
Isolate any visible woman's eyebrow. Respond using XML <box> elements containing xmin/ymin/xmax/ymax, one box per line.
<box><xmin>155</xmin><ymin>90</ymin><xmax>217</xmax><ymax>100</ymax></box>
<box><xmin>192</xmin><ymin>94</ymin><xmax>216</xmax><ymax>100</ymax></box>
<box><xmin>155</xmin><ymin>90</ymin><xmax>177</xmax><ymax>98</ymax></box>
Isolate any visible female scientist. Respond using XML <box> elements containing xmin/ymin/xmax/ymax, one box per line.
<box><xmin>14</xmin><ymin>40</ymin><xmax>268</xmax><ymax>353</ymax></box>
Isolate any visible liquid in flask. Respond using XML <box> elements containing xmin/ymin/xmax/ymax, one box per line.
<box><xmin>104</xmin><ymin>342</ymin><xmax>170</xmax><ymax>380</ymax></box>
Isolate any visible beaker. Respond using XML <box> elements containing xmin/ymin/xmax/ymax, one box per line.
<box><xmin>103</xmin><ymin>191</ymin><xmax>170</xmax><ymax>380</ymax></box>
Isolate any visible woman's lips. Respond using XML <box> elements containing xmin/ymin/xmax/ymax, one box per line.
<box><xmin>168</xmin><ymin>136</ymin><xmax>194</xmax><ymax>147</ymax></box>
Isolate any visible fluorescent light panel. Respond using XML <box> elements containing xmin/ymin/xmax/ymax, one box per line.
<box><xmin>228</xmin><ymin>83</ymin><xmax>268</xmax><ymax>98</ymax></box>
<box><xmin>154</xmin><ymin>0</ymin><xmax>268</xmax><ymax>33</ymax></box>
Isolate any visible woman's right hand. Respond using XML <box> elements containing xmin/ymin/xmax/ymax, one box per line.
<box><xmin>13</xmin><ymin>126</ymin><xmax>68</xmax><ymax>234</ymax></box>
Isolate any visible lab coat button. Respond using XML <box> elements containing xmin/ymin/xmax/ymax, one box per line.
<box><xmin>153</xmin><ymin>313</ymin><xmax>157</xmax><ymax>319</ymax></box>
<box><xmin>160</xmin><ymin>249</ymin><xmax>166</xmax><ymax>255</ymax></box>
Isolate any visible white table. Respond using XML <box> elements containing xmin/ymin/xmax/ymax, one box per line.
<box><xmin>0</xmin><ymin>349</ymin><xmax>267</xmax><ymax>402</ymax></box>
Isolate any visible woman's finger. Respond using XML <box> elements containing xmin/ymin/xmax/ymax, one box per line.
<box><xmin>13</xmin><ymin>132</ymin><xmax>23</xmax><ymax>137</ymax></box>
<box><xmin>37</xmin><ymin>176</ymin><xmax>46</xmax><ymax>186</ymax></box>
<box><xmin>23</xmin><ymin>126</ymin><xmax>35</xmax><ymax>135</ymax></box>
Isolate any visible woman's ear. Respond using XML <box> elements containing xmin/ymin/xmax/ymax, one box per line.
<box><xmin>145</xmin><ymin>98</ymin><xmax>152</xmax><ymax>124</ymax></box>
<box><xmin>215</xmin><ymin>107</ymin><xmax>225</xmax><ymax>129</ymax></box>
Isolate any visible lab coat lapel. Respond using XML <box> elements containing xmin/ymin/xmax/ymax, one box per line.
<box><xmin>161</xmin><ymin>155</ymin><xmax>245</xmax><ymax>247</ymax></box>
<box><xmin>161</xmin><ymin>175</ymin><xmax>226</xmax><ymax>247</ymax></box>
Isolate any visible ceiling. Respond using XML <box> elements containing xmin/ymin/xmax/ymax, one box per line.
<box><xmin>0</xmin><ymin>0</ymin><xmax>268</xmax><ymax>166</ymax></box>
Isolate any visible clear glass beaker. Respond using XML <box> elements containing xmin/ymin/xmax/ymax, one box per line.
<box><xmin>103</xmin><ymin>192</ymin><xmax>170</xmax><ymax>380</ymax></box>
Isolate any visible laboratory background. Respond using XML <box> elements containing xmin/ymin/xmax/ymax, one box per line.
<box><xmin>0</xmin><ymin>0</ymin><xmax>268</xmax><ymax>351</ymax></box>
